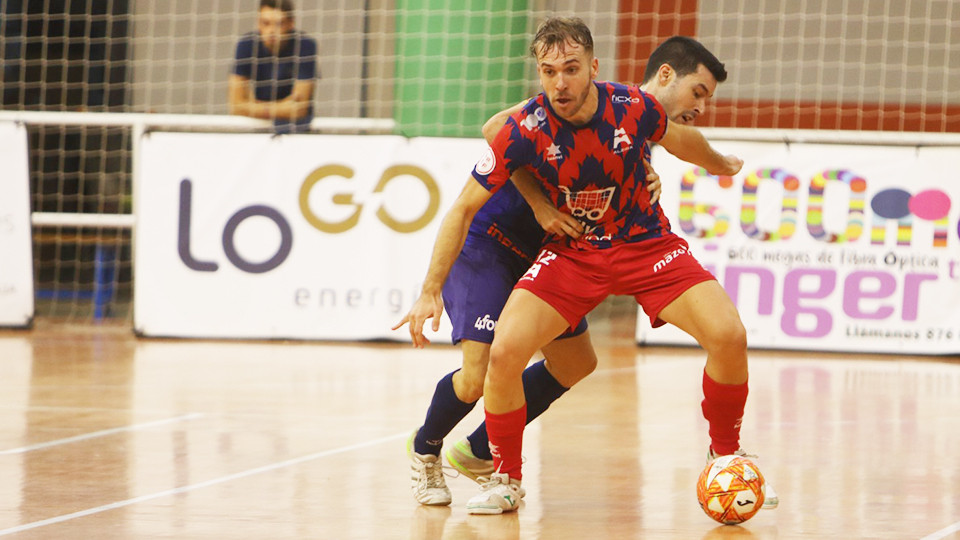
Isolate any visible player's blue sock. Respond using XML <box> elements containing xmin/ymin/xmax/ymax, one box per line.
<box><xmin>414</xmin><ymin>370</ymin><xmax>477</xmax><ymax>456</ymax></box>
<box><xmin>467</xmin><ymin>359</ymin><xmax>567</xmax><ymax>460</ymax></box>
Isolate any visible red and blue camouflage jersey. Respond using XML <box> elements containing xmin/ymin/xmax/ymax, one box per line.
<box><xmin>472</xmin><ymin>81</ymin><xmax>671</xmax><ymax>250</ymax></box>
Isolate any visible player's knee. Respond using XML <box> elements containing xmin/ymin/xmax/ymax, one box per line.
<box><xmin>702</xmin><ymin>318</ymin><xmax>747</xmax><ymax>356</ymax></box>
<box><xmin>488</xmin><ymin>338</ymin><xmax>515</xmax><ymax>365</ymax></box>
<box><xmin>542</xmin><ymin>336</ymin><xmax>598</xmax><ymax>386</ymax></box>
<box><xmin>459</xmin><ymin>377</ymin><xmax>485</xmax><ymax>402</ymax></box>
<box><xmin>488</xmin><ymin>340</ymin><xmax>527</xmax><ymax>380</ymax></box>
<box><xmin>582</xmin><ymin>353</ymin><xmax>599</xmax><ymax>376</ymax></box>
<box><xmin>565</xmin><ymin>354</ymin><xmax>597</xmax><ymax>385</ymax></box>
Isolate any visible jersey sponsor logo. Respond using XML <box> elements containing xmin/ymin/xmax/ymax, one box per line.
<box><xmin>519</xmin><ymin>249</ymin><xmax>557</xmax><ymax>282</ymax></box>
<box><xmin>522</xmin><ymin>113</ymin><xmax>539</xmax><ymax>131</ymax></box>
<box><xmin>612</xmin><ymin>127</ymin><xmax>633</xmax><ymax>154</ymax></box>
<box><xmin>612</xmin><ymin>95</ymin><xmax>641</xmax><ymax>104</ymax></box>
<box><xmin>521</xmin><ymin>107</ymin><xmax>547</xmax><ymax>131</ymax></box>
<box><xmin>583</xmin><ymin>231</ymin><xmax>612</xmax><ymax>242</ymax></box>
<box><xmin>486</xmin><ymin>223</ymin><xmax>534</xmax><ymax>264</ymax></box>
<box><xmin>652</xmin><ymin>245</ymin><xmax>690</xmax><ymax>272</ymax></box>
<box><xmin>475</xmin><ymin>146</ymin><xmax>496</xmax><ymax>176</ymax></box>
<box><xmin>559</xmin><ymin>185</ymin><xmax>616</xmax><ymax>221</ymax></box>
<box><xmin>545</xmin><ymin>143</ymin><xmax>563</xmax><ymax>162</ymax></box>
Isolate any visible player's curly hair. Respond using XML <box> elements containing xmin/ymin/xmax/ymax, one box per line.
<box><xmin>529</xmin><ymin>17</ymin><xmax>594</xmax><ymax>58</ymax></box>
<box><xmin>642</xmin><ymin>36</ymin><xmax>727</xmax><ymax>83</ymax></box>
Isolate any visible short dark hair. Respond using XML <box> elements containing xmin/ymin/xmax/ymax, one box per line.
<box><xmin>642</xmin><ymin>36</ymin><xmax>727</xmax><ymax>84</ymax></box>
<box><xmin>259</xmin><ymin>0</ymin><xmax>294</xmax><ymax>15</ymax></box>
<box><xmin>529</xmin><ymin>17</ymin><xmax>594</xmax><ymax>58</ymax></box>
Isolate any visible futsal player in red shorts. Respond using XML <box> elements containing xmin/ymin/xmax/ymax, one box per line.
<box><xmin>397</xmin><ymin>31</ymin><xmax>789</xmax><ymax>512</ymax></box>
<box><xmin>452</xmin><ymin>35</ymin><xmax>772</xmax><ymax>513</ymax></box>
<box><xmin>458</xmin><ymin>18</ymin><xmax>755</xmax><ymax>514</ymax></box>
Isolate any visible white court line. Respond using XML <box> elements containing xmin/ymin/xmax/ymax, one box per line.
<box><xmin>0</xmin><ymin>413</ymin><xmax>205</xmax><ymax>455</ymax></box>
<box><xmin>920</xmin><ymin>521</ymin><xmax>960</xmax><ymax>540</ymax></box>
<box><xmin>0</xmin><ymin>430</ymin><xmax>409</xmax><ymax>536</ymax></box>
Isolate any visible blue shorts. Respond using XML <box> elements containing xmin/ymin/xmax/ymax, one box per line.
<box><xmin>442</xmin><ymin>241</ymin><xmax>588</xmax><ymax>345</ymax></box>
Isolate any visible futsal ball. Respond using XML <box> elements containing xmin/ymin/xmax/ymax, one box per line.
<box><xmin>696</xmin><ymin>454</ymin><xmax>765</xmax><ymax>525</ymax></box>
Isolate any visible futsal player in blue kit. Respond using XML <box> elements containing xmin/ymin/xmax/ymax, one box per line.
<box><xmin>395</xmin><ymin>118</ymin><xmax>604</xmax><ymax>506</ymax></box>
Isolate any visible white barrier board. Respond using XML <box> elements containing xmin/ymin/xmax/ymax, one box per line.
<box><xmin>135</xmin><ymin>132</ymin><xmax>487</xmax><ymax>341</ymax></box>
<box><xmin>637</xmin><ymin>141</ymin><xmax>960</xmax><ymax>354</ymax></box>
<box><xmin>0</xmin><ymin>122</ymin><xmax>34</xmax><ymax>327</ymax></box>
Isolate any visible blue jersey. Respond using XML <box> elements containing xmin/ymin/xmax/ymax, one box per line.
<box><xmin>464</xmin><ymin>180</ymin><xmax>544</xmax><ymax>264</ymax></box>
<box><xmin>473</xmin><ymin>81</ymin><xmax>670</xmax><ymax>250</ymax></box>
<box><xmin>232</xmin><ymin>31</ymin><xmax>318</xmax><ymax>133</ymax></box>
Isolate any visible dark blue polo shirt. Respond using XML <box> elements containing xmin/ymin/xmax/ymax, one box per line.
<box><xmin>232</xmin><ymin>31</ymin><xmax>318</xmax><ymax>133</ymax></box>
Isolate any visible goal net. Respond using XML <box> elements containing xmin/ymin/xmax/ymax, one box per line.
<box><xmin>1</xmin><ymin>0</ymin><xmax>957</xmax><ymax>320</ymax></box>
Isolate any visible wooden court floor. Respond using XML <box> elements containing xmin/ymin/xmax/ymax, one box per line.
<box><xmin>0</xmin><ymin>310</ymin><xmax>957</xmax><ymax>540</ymax></box>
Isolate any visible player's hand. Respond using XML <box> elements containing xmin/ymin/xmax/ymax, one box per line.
<box><xmin>533</xmin><ymin>203</ymin><xmax>583</xmax><ymax>239</ymax></box>
<box><xmin>392</xmin><ymin>290</ymin><xmax>444</xmax><ymax>348</ymax></box>
<box><xmin>643</xmin><ymin>157</ymin><xmax>662</xmax><ymax>205</ymax></box>
<box><xmin>714</xmin><ymin>155</ymin><xmax>743</xmax><ymax>176</ymax></box>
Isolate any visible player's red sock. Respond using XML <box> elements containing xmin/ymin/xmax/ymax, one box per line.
<box><xmin>701</xmin><ymin>370</ymin><xmax>748</xmax><ymax>456</ymax></box>
<box><xmin>485</xmin><ymin>404</ymin><xmax>527</xmax><ymax>481</ymax></box>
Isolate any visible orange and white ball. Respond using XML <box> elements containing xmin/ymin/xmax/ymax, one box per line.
<box><xmin>696</xmin><ymin>454</ymin><xmax>765</xmax><ymax>525</ymax></box>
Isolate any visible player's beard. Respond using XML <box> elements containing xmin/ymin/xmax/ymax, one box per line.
<box><xmin>552</xmin><ymin>83</ymin><xmax>594</xmax><ymax>123</ymax></box>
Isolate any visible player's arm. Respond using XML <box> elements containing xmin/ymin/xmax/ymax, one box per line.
<box><xmin>481</xmin><ymin>100</ymin><xmax>525</xmax><ymax>141</ymax></box>
<box><xmin>227</xmin><ymin>75</ymin><xmax>314</xmax><ymax>120</ymax></box>
<box><xmin>393</xmin><ymin>179</ymin><xmax>493</xmax><ymax>347</ymax></box>
<box><xmin>658</xmin><ymin>119</ymin><xmax>743</xmax><ymax>176</ymax></box>
<box><xmin>511</xmin><ymin>168</ymin><xmax>584</xmax><ymax>239</ymax></box>
<box><xmin>482</xmin><ymin>103</ymin><xmax>583</xmax><ymax>239</ymax></box>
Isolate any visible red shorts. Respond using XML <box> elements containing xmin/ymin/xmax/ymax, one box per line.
<box><xmin>515</xmin><ymin>233</ymin><xmax>716</xmax><ymax>329</ymax></box>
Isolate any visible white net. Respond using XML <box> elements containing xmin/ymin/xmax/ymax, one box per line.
<box><xmin>5</xmin><ymin>1</ymin><xmax>957</xmax><ymax>134</ymax></box>
<box><xmin>619</xmin><ymin>0</ymin><xmax>960</xmax><ymax>131</ymax></box>
<box><xmin>0</xmin><ymin>0</ymin><xmax>957</xmax><ymax>319</ymax></box>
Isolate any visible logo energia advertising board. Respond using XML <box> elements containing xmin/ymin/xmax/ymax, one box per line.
<box><xmin>177</xmin><ymin>164</ymin><xmax>440</xmax><ymax>274</ymax></box>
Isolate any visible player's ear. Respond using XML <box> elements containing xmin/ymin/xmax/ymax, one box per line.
<box><xmin>658</xmin><ymin>64</ymin><xmax>674</xmax><ymax>85</ymax></box>
<box><xmin>590</xmin><ymin>56</ymin><xmax>599</xmax><ymax>79</ymax></box>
